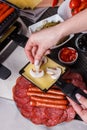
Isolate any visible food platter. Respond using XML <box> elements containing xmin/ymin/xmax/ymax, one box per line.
<box><xmin>28</xmin><ymin>14</ymin><xmax>74</xmax><ymax>49</ymax></box>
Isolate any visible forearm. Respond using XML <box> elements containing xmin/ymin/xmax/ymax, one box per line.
<box><xmin>56</xmin><ymin>9</ymin><xmax>87</xmax><ymax>37</ymax></box>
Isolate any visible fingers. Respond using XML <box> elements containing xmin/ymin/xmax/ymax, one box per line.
<box><xmin>68</xmin><ymin>97</ymin><xmax>87</xmax><ymax>123</ymax></box>
<box><xmin>44</xmin><ymin>49</ymin><xmax>51</xmax><ymax>55</ymax></box>
<box><xmin>25</xmin><ymin>37</ymin><xmax>36</xmax><ymax>63</ymax></box>
<box><xmin>67</xmin><ymin>92</ymin><xmax>87</xmax><ymax>109</ymax></box>
<box><xmin>25</xmin><ymin>41</ymin><xmax>50</xmax><ymax>64</ymax></box>
<box><xmin>25</xmin><ymin>46</ymin><xmax>34</xmax><ymax>63</ymax></box>
<box><xmin>67</xmin><ymin>91</ymin><xmax>87</xmax><ymax>123</ymax></box>
<box><xmin>32</xmin><ymin>46</ymin><xmax>38</xmax><ymax>58</ymax></box>
<box><xmin>84</xmin><ymin>90</ymin><xmax>87</xmax><ymax>94</ymax></box>
<box><xmin>67</xmin><ymin>97</ymin><xmax>83</xmax><ymax>114</ymax></box>
<box><xmin>35</xmin><ymin>46</ymin><xmax>50</xmax><ymax>62</ymax></box>
<box><xmin>76</xmin><ymin>93</ymin><xmax>87</xmax><ymax>108</ymax></box>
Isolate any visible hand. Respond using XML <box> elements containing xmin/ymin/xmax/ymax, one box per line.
<box><xmin>25</xmin><ymin>25</ymin><xmax>63</xmax><ymax>64</ymax></box>
<box><xmin>67</xmin><ymin>90</ymin><xmax>87</xmax><ymax>123</ymax></box>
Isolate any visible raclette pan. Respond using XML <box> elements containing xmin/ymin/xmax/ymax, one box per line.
<box><xmin>19</xmin><ymin>56</ymin><xmax>87</xmax><ymax>105</ymax></box>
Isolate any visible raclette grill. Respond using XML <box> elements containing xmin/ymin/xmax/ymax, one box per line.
<box><xmin>0</xmin><ymin>1</ymin><xmax>19</xmax><ymax>36</ymax></box>
<box><xmin>0</xmin><ymin>21</ymin><xmax>28</xmax><ymax>80</ymax></box>
<box><xmin>0</xmin><ymin>1</ymin><xmax>28</xmax><ymax>79</ymax></box>
<box><xmin>0</xmin><ymin>9</ymin><xmax>19</xmax><ymax>36</ymax></box>
<box><xmin>0</xmin><ymin>21</ymin><xmax>27</xmax><ymax>52</ymax></box>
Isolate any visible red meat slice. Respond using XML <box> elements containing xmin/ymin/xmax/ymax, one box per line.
<box><xmin>62</xmin><ymin>70</ymin><xmax>83</xmax><ymax>81</ymax></box>
<box><xmin>66</xmin><ymin>106</ymin><xmax>76</xmax><ymax>121</ymax></box>
<box><xmin>45</xmin><ymin>108</ymin><xmax>67</xmax><ymax>126</ymax></box>
<box><xmin>13</xmin><ymin>71</ymin><xmax>87</xmax><ymax>127</ymax></box>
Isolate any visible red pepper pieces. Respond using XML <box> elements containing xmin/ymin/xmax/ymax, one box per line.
<box><xmin>60</xmin><ymin>47</ymin><xmax>77</xmax><ymax>62</ymax></box>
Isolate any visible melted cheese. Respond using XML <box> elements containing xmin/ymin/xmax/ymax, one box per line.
<box><xmin>21</xmin><ymin>57</ymin><xmax>66</xmax><ymax>91</ymax></box>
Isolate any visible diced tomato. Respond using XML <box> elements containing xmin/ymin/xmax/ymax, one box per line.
<box><xmin>81</xmin><ymin>0</ymin><xmax>87</xmax><ymax>2</ymax></box>
<box><xmin>60</xmin><ymin>47</ymin><xmax>77</xmax><ymax>62</ymax></box>
<box><xmin>69</xmin><ymin>0</ymin><xmax>87</xmax><ymax>16</ymax></box>
<box><xmin>69</xmin><ymin>0</ymin><xmax>81</xmax><ymax>9</ymax></box>
<box><xmin>78</xmin><ymin>2</ymin><xmax>87</xmax><ymax>11</ymax></box>
<box><xmin>71</xmin><ymin>8</ymin><xmax>79</xmax><ymax>15</ymax></box>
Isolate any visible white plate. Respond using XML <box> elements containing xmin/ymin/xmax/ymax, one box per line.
<box><xmin>28</xmin><ymin>14</ymin><xmax>74</xmax><ymax>49</ymax></box>
<box><xmin>57</xmin><ymin>0</ymin><xmax>71</xmax><ymax>20</ymax></box>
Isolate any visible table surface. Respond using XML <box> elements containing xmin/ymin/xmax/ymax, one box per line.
<box><xmin>0</xmin><ymin>6</ymin><xmax>87</xmax><ymax>130</ymax></box>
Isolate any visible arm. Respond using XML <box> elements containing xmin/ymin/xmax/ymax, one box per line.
<box><xmin>25</xmin><ymin>9</ymin><xmax>87</xmax><ymax>64</ymax></box>
<box><xmin>60</xmin><ymin>8</ymin><xmax>87</xmax><ymax>36</ymax></box>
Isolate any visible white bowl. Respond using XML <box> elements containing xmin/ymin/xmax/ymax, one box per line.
<box><xmin>75</xmin><ymin>33</ymin><xmax>87</xmax><ymax>53</ymax></box>
<box><xmin>57</xmin><ymin>0</ymin><xmax>72</xmax><ymax>20</ymax></box>
<box><xmin>28</xmin><ymin>14</ymin><xmax>64</xmax><ymax>34</ymax></box>
<box><xmin>28</xmin><ymin>14</ymin><xmax>74</xmax><ymax>49</ymax></box>
<box><xmin>58</xmin><ymin>47</ymin><xmax>78</xmax><ymax>65</ymax></box>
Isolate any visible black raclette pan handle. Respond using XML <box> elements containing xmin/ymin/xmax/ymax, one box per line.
<box><xmin>10</xmin><ymin>33</ymin><xmax>28</xmax><ymax>48</ymax></box>
<box><xmin>56</xmin><ymin>78</ymin><xmax>87</xmax><ymax>105</ymax></box>
<box><xmin>0</xmin><ymin>64</ymin><xmax>11</xmax><ymax>80</ymax></box>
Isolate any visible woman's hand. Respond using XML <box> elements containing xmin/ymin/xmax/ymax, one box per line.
<box><xmin>25</xmin><ymin>25</ymin><xmax>63</xmax><ymax>64</ymax></box>
<box><xmin>25</xmin><ymin>9</ymin><xmax>87</xmax><ymax>64</ymax></box>
<box><xmin>68</xmin><ymin>90</ymin><xmax>87</xmax><ymax>123</ymax></box>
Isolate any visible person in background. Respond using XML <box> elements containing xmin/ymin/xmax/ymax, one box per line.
<box><xmin>25</xmin><ymin>8</ymin><xmax>87</xmax><ymax>123</ymax></box>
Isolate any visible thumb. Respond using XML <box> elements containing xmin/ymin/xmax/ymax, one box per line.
<box><xmin>76</xmin><ymin>93</ymin><xmax>87</xmax><ymax>108</ymax></box>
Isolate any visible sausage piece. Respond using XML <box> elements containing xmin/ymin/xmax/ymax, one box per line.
<box><xmin>28</xmin><ymin>87</ymin><xmax>65</xmax><ymax>95</ymax></box>
<box><xmin>27</xmin><ymin>91</ymin><xmax>66</xmax><ymax>99</ymax></box>
<box><xmin>30</xmin><ymin>100</ymin><xmax>67</xmax><ymax>110</ymax></box>
<box><xmin>30</xmin><ymin>96</ymin><xmax>68</xmax><ymax>105</ymax></box>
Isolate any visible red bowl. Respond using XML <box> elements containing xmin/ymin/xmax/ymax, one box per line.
<box><xmin>58</xmin><ymin>47</ymin><xmax>78</xmax><ymax>65</ymax></box>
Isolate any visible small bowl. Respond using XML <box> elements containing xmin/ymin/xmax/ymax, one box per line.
<box><xmin>75</xmin><ymin>33</ymin><xmax>87</xmax><ymax>53</ymax></box>
<box><xmin>58</xmin><ymin>47</ymin><xmax>78</xmax><ymax>65</ymax></box>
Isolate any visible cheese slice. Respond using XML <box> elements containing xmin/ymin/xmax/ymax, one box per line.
<box><xmin>20</xmin><ymin>57</ymin><xmax>66</xmax><ymax>91</ymax></box>
<box><xmin>7</xmin><ymin>0</ymin><xmax>42</xmax><ymax>9</ymax></box>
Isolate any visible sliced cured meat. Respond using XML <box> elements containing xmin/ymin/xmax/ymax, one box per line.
<box><xmin>30</xmin><ymin>107</ymin><xmax>46</xmax><ymax>124</ymax></box>
<box><xmin>45</xmin><ymin>108</ymin><xmax>65</xmax><ymax>126</ymax></box>
<box><xmin>65</xmin><ymin>106</ymin><xmax>76</xmax><ymax>121</ymax></box>
<box><xmin>13</xmin><ymin>87</ymin><xmax>28</xmax><ymax>98</ymax></box>
<box><xmin>62</xmin><ymin>70</ymin><xmax>83</xmax><ymax>81</ymax></box>
<box><xmin>71</xmin><ymin>79</ymin><xmax>86</xmax><ymax>90</ymax></box>
<box><xmin>13</xmin><ymin>70</ymin><xmax>87</xmax><ymax>127</ymax></box>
